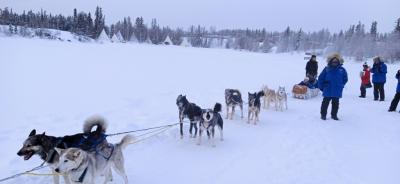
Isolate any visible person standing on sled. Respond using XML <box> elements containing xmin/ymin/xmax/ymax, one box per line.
<box><xmin>388</xmin><ymin>69</ymin><xmax>400</xmax><ymax>112</ymax></box>
<box><xmin>318</xmin><ymin>53</ymin><xmax>348</xmax><ymax>120</ymax></box>
<box><xmin>371</xmin><ymin>56</ymin><xmax>387</xmax><ymax>101</ymax></box>
<box><xmin>359</xmin><ymin>62</ymin><xmax>372</xmax><ymax>98</ymax></box>
<box><xmin>306</xmin><ymin>55</ymin><xmax>318</xmax><ymax>82</ymax></box>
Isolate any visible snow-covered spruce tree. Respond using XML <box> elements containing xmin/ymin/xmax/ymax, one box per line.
<box><xmin>93</xmin><ymin>6</ymin><xmax>105</xmax><ymax>39</ymax></box>
<box><xmin>148</xmin><ymin>19</ymin><xmax>162</xmax><ymax>44</ymax></box>
<box><xmin>134</xmin><ymin>17</ymin><xmax>147</xmax><ymax>43</ymax></box>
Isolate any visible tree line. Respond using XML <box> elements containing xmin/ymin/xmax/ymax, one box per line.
<box><xmin>1</xmin><ymin>7</ymin><xmax>399</xmax><ymax>61</ymax></box>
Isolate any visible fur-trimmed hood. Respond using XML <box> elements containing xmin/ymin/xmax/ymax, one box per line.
<box><xmin>83</xmin><ymin>115</ymin><xmax>108</xmax><ymax>134</ymax></box>
<box><xmin>326</xmin><ymin>53</ymin><xmax>344</xmax><ymax>64</ymax></box>
<box><xmin>373</xmin><ymin>56</ymin><xmax>382</xmax><ymax>63</ymax></box>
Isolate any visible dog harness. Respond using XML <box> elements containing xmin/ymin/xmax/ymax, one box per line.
<box><xmin>74</xmin><ymin>167</ymin><xmax>88</xmax><ymax>183</ymax></box>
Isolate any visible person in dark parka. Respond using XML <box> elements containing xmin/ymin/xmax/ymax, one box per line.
<box><xmin>306</xmin><ymin>55</ymin><xmax>318</xmax><ymax>82</ymax></box>
<box><xmin>388</xmin><ymin>69</ymin><xmax>400</xmax><ymax>112</ymax></box>
<box><xmin>371</xmin><ymin>56</ymin><xmax>387</xmax><ymax>101</ymax></box>
<box><xmin>318</xmin><ymin>53</ymin><xmax>348</xmax><ymax>120</ymax></box>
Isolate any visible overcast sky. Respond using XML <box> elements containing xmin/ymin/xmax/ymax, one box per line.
<box><xmin>1</xmin><ymin>0</ymin><xmax>399</xmax><ymax>32</ymax></box>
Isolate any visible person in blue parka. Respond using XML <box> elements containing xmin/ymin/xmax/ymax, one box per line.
<box><xmin>388</xmin><ymin>69</ymin><xmax>400</xmax><ymax>112</ymax></box>
<box><xmin>318</xmin><ymin>53</ymin><xmax>348</xmax><ymax>120</ymax></box>
<box><xmin>371</xmin><ymin>56</ymin><xmax>387</xmax><ymax>101</ymax></box>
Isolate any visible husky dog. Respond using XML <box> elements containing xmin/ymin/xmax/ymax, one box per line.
<box><xmin>224</xmin><ymin>89</ymin><xmax>243</xmax><ymax>120</ymax></box>
<box><xmin>198</xmin><ymin>103</ymin><xmax>224</xmax><ymax>147</ymax></box>
<box><xmin>176</xmin><ymin>95</ymin><xmax>202</xmax><ymax>139</ymax></box>
<box><xmin>263</xmin><ymin>86</ymin><xmax>278</xmax><ymax>110</ymax></box>
<box><xmin>276</xmin><ymin>86</ymin><xmax>288</xmax><ymax>111</ymax></box>
<box><xmin>17</xmin><ymin>116</ymin><xmax>109</xmax><ymax>184</ymax></box>
<box><xmin>54</xmin><ymin>135</ymin><xmax>133</xmax><ymax>184</ymax></box>
<box><xmin>248</xmin><ymin>91</ymin><xmax>264</xmax><ymax>124</ymax></box>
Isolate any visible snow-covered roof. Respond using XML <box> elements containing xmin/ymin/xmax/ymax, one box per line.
<box><xmin>116</xmin><ymin>31</ymin><xmax>124</xmax><ymax>42</ymax></box>
<box><xmin>97</xmin><ymin>29</ymin><xmax>111</xmax><ymax>43</ymax></box>
<box><xmin>144</xmin><ymin>36</ymin><xmax>153</xmax><ymax>44</ymax></box>
<box><xmin>163</xmin><ymin>35</ymin><xmax>173</xmax><ymax>45</ymax></box>
<box><xmin>180</xmin><ymin>37</ymin><xmax>191</xmax><ymax>47</ymax></box>
<box><xmin>129</xmin><ymin>33</ymin><xmax>138</xmax><ymax>43</ymax></box>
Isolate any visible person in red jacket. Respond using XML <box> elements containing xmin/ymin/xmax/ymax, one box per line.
<box><xmin>359</xmin><ymin>62</ymin><xmax>372</xmax><ymax>98</ymax></box>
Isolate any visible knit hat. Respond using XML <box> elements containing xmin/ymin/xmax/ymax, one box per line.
<box><xmin>327</xmin><ymin>53</ymin><xmax>344</xmax><ymax>64</ymax></box>
<box><xmin>363</xmin><ymin>62</ymin><xmax>368</xmax><ymax>67</ymax></box>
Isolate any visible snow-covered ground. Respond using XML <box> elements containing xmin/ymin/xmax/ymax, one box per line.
<box><xmin>0</xmin><ymin>36</ymin><xmax>400</xmax><ymax>184</ymax></box>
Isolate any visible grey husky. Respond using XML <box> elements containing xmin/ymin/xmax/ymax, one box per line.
<box><xmin>54</xmin><ymin>135</ymin><xmax>134</xmax><ymax>184</ymax></box>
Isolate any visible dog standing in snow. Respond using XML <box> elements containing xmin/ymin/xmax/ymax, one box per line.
<box><xmin>262</xmin><ymin>85</ymin><xmax>278</xmax><ymax>110</ymax></box>
<box><xmin>276</xmin><ymin>86</ymin><xmax>288</xmax><ymax>111</ymax></box>
<box><xmin>225</xmin><ymin>89</ymin><xmax>244</xmax><ymax>120</ymax></box>
<box><xmin>17</xmin><ymin>116</ymin><xmax>110</xmax><ymax>184</ymax></box>
<box><xmin>248</xmin><ymin>91</ymin><xmax>264</xmax><ymax>124</ymax></box>
<box><xmin>198</xmin><ymin>103</ymin><xmax>224</xmax><ymax>147</ymax></box>
<box><xmin>176</xmin><ymin>95</ymin><xmax>202</xmax><ymax>138</ymax></box>
<box><xmin>54</xmin><ymin>135</ymin><xmax>134</xmax><ymax>184</ymax></box>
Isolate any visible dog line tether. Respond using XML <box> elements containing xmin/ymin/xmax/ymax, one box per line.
<box><xmin>106</xmin><ymin>121</ymin><xmax>189</xmax><ymax>137</ymax></box>
<box><xmin>0</xmin><ymin>162</ymin><xmax>48</xmax><ymax>182</ymax></box>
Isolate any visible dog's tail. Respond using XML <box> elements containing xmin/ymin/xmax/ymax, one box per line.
<box><xmin>117</xmin><ymin>135</ymin><xmax>135</xmax><ymax>150</ymax></box>
<box><xmin>214</xmin><ymin>103</ymin><xmax>222</xmax><ymax>113</ymax></box>
<box><xmin>83</xmin><ymin>115</ymin><xmax>108</xmax><ymax>134</ymax></box>
<box><xmin>257</xmin><ymin>91</ymin><xmax>265</xmax><ymax>98</ymax></box>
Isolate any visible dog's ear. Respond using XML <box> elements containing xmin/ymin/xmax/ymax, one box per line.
<box><xmin>29</xmin><ymin>129</ymin><xmax>36</xmax><ymax>137</ymax></box>
<box><xmin>42</xmin><ymin>132</ymin><xmax>46</xmax><ymax>136</ymax></box>
<box><xmin>54</xmin><ymin>148</ymin><xmax>64</xmax><ymax>155</ymax></box>
<box><xmin>73</xmin><ymin>150</ymin><xmax>81</xmax><ymax>158</ymax></box>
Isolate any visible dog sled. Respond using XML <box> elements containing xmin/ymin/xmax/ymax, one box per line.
<box><xmin>292</xmin><ymin>84</ymin><xmax>319</xmax><ymax>99</ymax></box>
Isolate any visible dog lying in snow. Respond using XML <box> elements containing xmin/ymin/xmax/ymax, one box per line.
<box><xmin>54</xmin><ymin>135</ymin><xmax>134</xmax><ymax>184</ymax></box>
<box><xmin>17</xmin><ymin>116</ymin><xmax>111</xmax><ymax>184</ymax></box>
<box><xmin>198</xmin><ymin>103</ymin><xmax>224</xmax><ymax>147</ymax></box>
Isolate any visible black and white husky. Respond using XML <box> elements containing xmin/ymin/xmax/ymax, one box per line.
<box><xmin>224</xmin><ymin>89</ymin><xmax>243</xmax><ymax>120</ymax></box>
<box><xmin>198</xmin><ymin>103</ymin><xmax>224</xmax><ymax>147</ymax></box>
<box><xmin>176</xmin><ymin>95</ymin><xmax>202</xmax><ymax>139</ymax></box>
<box><xmin>17</xmin><ymin>116</ymin><xmax>109</xmax><ymax>184</ymax></box>
<box><xmin>248</xmin><ymin>91</ymin><xmax>264</xmax><ymax>124</ymax></box>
